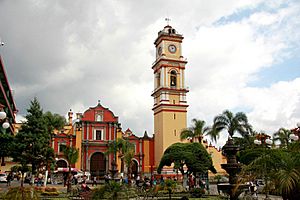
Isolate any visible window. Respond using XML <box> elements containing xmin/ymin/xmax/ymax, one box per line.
<box><xmin>174</xmin><ymin>113</ymin><xmax>176</xmax><ymax>119</ymax></box>
<box><xmin>59</xmin><ymin>143</ymin><xmax>67</xmax><ymax>153</ymax></box>
<box><xmin>94</xmin><ymin>129</ymin><xmax>104</xmax><ymax>140</ymax></box>
<box><xmin>174</xmin><ymin>130</ymin><xmax>176</xmax><ymax>136</ymax></box>
<box><xmin>96</xmin><ymin>114</ymin><xmax>103</xmax><ymax>122</ymax></box>
<box><xmin>170</xmin><ymin>70</ymin><xmax>177</xmax><ymax>87</ymax></box>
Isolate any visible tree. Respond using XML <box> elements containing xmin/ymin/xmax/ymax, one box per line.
<box><xmin>240</xmin><ymin>142</ymin><xmax>300</xmax><ymax>200</ymax></box>
<box><xmin>10</xmin><ymin>165</ymin><xmax>31</xmax><ymax>188</ymax></box>
<box><xmin>157</xmin><ymin>143</ymin><xmax>216</xmax><ymax>179</ymax></box>
<box><xmin>273</xmin><ymin>128</ymin><xmax>292</xmax><ymax>148</ymax></box>
<box><xmin>106</xmin><ymin>138</ymin><xmax>135</xmax><ymax>181</ymax></box>
<box><xmin>207</xmin><ymin>110</ymin><xmax>251</xmax><ymax>141</ymax></box>
<box><xmin>11</xmin><ymin>97</ymin><xmax>62</xmax><ymax>186</ymax></box>
<box><xmin>180</xmin><ymin>119</ymin><xmax>210</xmax><ymax>143</ymax></box>
<box><xmin>44</xmin><ymin>111</ymin><xmax>66</xmax><ymax>134</ymax></box>
<box><xmin>63</xmin><ymin>146</ymin><xmax>79</xmax><ymax>193</ymax></box>
<box><xmin>0</xmin><ymin>132</ymin><xmax>14</xmax><ymax>165</ymax></box>
<box><xmin>43</xmin><ymin>111</ymin><xmax>66</xmax><ymax>185</ymax></box>
<box><xmin>12</xmin><ymin>98</ymin><xmax>51</xmax><ymax>184</ymax></box>
<box><xmin>123</xmin><ymin>148</ymin><xmax>135</xmax><ymax>185</ymax></box>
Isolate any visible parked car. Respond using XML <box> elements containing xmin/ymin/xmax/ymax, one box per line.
<box><xmin>0</xmin><ymin>173</ymin><xmax>7</xmax><ymax>183</ymax></box>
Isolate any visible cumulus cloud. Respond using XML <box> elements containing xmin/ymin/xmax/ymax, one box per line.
<box><xmin>0</xmin><ymin>0</ymin><xmax>299</xmax><ymax>148</ymax></box>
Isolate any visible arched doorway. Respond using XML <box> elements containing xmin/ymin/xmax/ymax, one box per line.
<box><xmin>131</xmin><ymin>160</ymin><xmax>138</xmax><ymax>178</ymax></box>
<box><xmin>56</xmin><ymin>159</ymin><xmax>68</xmax><ymax>168</ymax></box>
<box><xmin>90</xmin><ymin>152</ymin><xmax>106</xmax><ymax>177</ymax></box>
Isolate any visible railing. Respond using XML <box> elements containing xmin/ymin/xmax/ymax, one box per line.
<box><xmin>151</xmin><ymin>86</ymin><xmax>189</xmax><ymax>94</ymax></box>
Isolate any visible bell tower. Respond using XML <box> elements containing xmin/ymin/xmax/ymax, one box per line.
<box><xmin>152</xmin><ymin>25</ymin><xmax>189</xmax><ymax>167</ymax></box>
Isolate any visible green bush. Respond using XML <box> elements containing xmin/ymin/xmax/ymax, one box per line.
<box><xmin>3</xmin><ymin>187</ymin><xmax>39</xmax><ymax>200</ymax></box>
<box><xmin>190</xmin><ymin>187</ymin><xmax>205</xmax><ymax>198</ymax></box>
<box><xmin>41</xmin><ymin>191</ymin><xmax>59</xmax><ymax>196</ymax></box>
<box><xmin>44</xmin><ymin>187</ymin><xmax>58</xmax><ymax>192</ymax></box>
<box><xmin>92</xmin><ymin>181</ymin><xmax>138</xmax><ymax>200</ymax></box>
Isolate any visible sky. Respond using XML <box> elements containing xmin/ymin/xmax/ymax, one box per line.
<box><xmin>0</xmin><ymin>0</ymin><xmax>300</xmax><ymax>147</ymax></box>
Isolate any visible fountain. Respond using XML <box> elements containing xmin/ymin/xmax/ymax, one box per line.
<box><xmin>217</xmin><ymin>138</ymin><xmax>248</xmax><ymax>200</ymax></box>
<box><xmin>109</xmin><ymin>160</ymin><xmax>119</xmax><ymax>181</ymax></box>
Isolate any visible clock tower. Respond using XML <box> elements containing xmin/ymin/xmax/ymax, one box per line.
<box><xmin>152</xmin><ymin>25</ymin><xmax>189</xmax><ymax>167</ymax></box>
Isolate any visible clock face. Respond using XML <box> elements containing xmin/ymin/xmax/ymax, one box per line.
<box><xmin>158</xmin><ymin>47</ymin><xmax>162</xmax><ymax>56</ymax></box>
<box><xmin>168</xmin><ymin>44</ymin><xmax>177</xmax><ymax>53</ymax></box>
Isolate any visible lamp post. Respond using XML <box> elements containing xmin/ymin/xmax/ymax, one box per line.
<box><xmin>290</xmin><ymin>133</ymin><xmax>299</xmax><ymax>141</ymax></box>
<box><xmin>254</xmin><ymin>135</ymin><xmax>272</xmax><ymax>200</ymax></box>
<box><xmin>290</xmin><ymin>123</ymin><xmax>300</xmax><ymax>142</ymax></box>
<box><xmin>0</xmin><ymin>108</ymin><xmax>10</xmax><ymax>166</ymax></box>
<box><xmin>290</xmin><ymin>123</ymin><xmax>300</xmax><ymax>141</ymax></box>
<box><xmin>0</xmin><ymin>109</ymin><xmax>10</xmax><ymax>130</ymax></box>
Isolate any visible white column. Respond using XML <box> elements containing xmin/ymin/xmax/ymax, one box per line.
<box><xmin>109</xmin><ymin>123</ymin><xmax>111</xmax><ymax>141</ymax></box>
<box><xmin>180</xmin><ymin>69</ymin><xmax>183</xmax><ymax>89</ymax></box>
<box><xmin>182</xmin><ymin>70</ymin><xmax>185</xmax><ymax>88</ymax></box>
<box><xmin>82</xmin><ymin>123</ymin><xmax>84</xmax><ymax>141</ymax></box>
<box><xmin>86</xmin><ymin>146</ymin><xmax>89</xmax><ymax>171</ymax></box>
<box><xmin>161</xmin><ymin>68</ymin><xmax>164</xmax><ymax>87</ymax></box>
<box><xmin>139</xmin><ymin>140</ymin><xmax>142</xmax><ymax>174</ymax></box>
<box><xmin>87</xmin><ymin>123</ymin><xmax>89</xmax><ymax>140</ymax></box>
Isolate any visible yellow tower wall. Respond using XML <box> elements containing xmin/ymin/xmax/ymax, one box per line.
<box><xmin>154</xmin><ymin>109</ymin><xmax>187</xmax><ymax>167</ymax></box>
<box><xmin>143</xmin><ymin>140</ymin><xmax>151</xmax><ymax>173</ymax></box>
<box><xmin>75</xmin><ymin>129</ymin><xmax>82</xmax><ymax>170</ymax></box>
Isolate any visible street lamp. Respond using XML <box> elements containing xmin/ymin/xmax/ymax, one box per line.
<box><xmin>254</xmin><ymin>134</ymin><xmax>272</xmax><ymax>200</ymax></box>
<box><xmin>290</xmin><ymin>123</ymin><xmax>300</xmax><ymax>141</ymax></box>
<box><xmin>290</xmin><ymin>133</ymin><xmax>299</xmax><ymax>141</ymax></box>
<box><xmin>0</xmin><ymin>109</ymin><xmax>10</xmax><ymax>129</ymax></box>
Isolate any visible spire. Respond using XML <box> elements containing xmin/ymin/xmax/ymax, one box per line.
<box><xmin>68</xmin><ymin>109</ymin><xmax>73</xmax><ymax>125</ymax></box>
<box><xmin>143</xmin><ymin>131</ymin><xmax>149</xmax><ymax>138</ymax></box>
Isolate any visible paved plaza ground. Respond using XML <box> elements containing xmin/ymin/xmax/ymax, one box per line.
<box><xmin>0</xmin><ymin>180</ymin><xmax>283</xmax><ymax>200</ymax></box>
<box><xmin>208</xmin><ymin>184</ymin><xmax>283</xmax><ymax>200</ymax></box>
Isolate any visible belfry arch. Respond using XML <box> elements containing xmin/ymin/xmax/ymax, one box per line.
<box><xmin>170</xmin><ymin>70</ymin><xmax>177</xmax><ymax>87</ymax></box>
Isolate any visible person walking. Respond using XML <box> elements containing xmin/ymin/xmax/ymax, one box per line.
<box><xmin>63</xmin><ymin>173</ymin><xmax>68</xmax><ymax>187</ymax></box>
<box><xmin>136</xmin><ymin>175</ymin><xmax>140</xmax><ymax>186</ymax></box>
<box><xmin>92</xmin><ymin>176</ymin><xmax>97</xmax><ymax>186</ymax></box>
<box><xmin>7</xmin><ymin>173</ymin><xmax>12</xmax><ymax>186</ymax></box>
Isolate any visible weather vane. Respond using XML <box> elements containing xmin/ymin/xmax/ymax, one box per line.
<box><xmin>165</xmin><ymin>18</ymin><xmax>171</xmax><ymax>26</ymax></box>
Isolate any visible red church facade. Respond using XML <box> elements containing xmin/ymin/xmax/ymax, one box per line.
<box><xmin>52</xmin><ymin>101</ymin><xmax>155</xmax><ymax>178</ymax></box>
<box><xmin>80</xmin><ymin>101</ymin><xmax>119</xmax><ymax>177</ymax></box>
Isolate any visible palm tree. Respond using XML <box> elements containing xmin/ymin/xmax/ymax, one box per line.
<box><xmin>205</xmin><ymin>125</ymin><xmax>219</xmax><ymax>143</ymax></box>
<box><xmin>242</xmin><ymin>147</ymin><xmax>300</xmax><ymax>200</ymax></box>
<box><xmin>106</xmin><ymin>138</ymin><xmax>135</xmax><ymax>183</ymax></box>
<box><xmin>63</xmin><ymin>146</ymin><xmax>79</xmax><ymax>193</ymax></box>
<box><xmin>274</xmin><ymin>128</ymin><xmax>292</xmax><ymax>148</ymax></box>
<box><xmin>123</xmin><ymin>149</ymin><xmax>135</xmax><ymax>185</ymax></box>
<box><xmin>207</xmin><ymin>110</ymin><xmax>251</xmax><ymax>140</ymax></box>
<box><xmin>180</xmin><ymin>119</ymin><xmax>210</xmax><ymax>143</ymax></box>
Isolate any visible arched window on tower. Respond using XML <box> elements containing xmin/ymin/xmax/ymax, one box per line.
<box><xmin>170</xmin><ymin>70</ymin><xmax>177</xmax><ymax>88</ymax></box>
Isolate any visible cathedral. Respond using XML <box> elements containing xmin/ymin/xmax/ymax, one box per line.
<box><xmin>52</xmin><ymin>25</ymin><xmax>226</xmax><ymax>179</ymax></box>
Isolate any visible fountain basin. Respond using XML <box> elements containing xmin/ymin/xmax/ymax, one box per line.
<box><xmin>218</xmin><ymin>183</ymin><xmax>249</xmax><ymax>200</ymax></box>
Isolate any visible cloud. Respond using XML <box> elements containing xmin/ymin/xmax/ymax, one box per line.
<box><xmin>0</xmin><ymin>0</ymin><xmax>299</xmax><ymax>148</ymax></box>
<box><xmin>185</xmin><ymin>1</ymin><xmax>300</xmax><ymax>146</ymax></box>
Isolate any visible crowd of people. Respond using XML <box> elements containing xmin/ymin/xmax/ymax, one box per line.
<box><xmin>111</xmin><ymin>173</ymin><xmax>208</xmax><ymax>192</ymax></box>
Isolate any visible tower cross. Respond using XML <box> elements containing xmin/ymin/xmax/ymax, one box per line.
<box><xmin>165</xmin><ymin>18</ymin><xmax>171</xmax><ymax>26</ymax></box>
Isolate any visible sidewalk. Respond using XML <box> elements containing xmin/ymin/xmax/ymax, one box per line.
<box><xmin>209</xmin><ymin>184</ymin><xmax>283</xmax><ymax>200</ymax></box>
<box><xmin>256</xmin><ymin>194</ymin><xmax>283</xmax><ymax>200</ymax></box>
